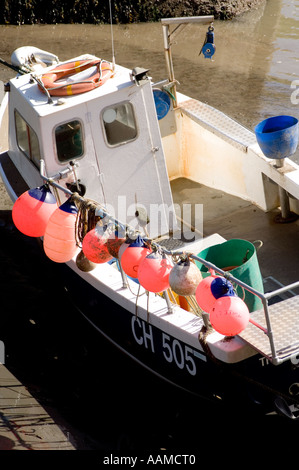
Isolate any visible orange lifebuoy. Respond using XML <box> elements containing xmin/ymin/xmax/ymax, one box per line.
<box><xmin>39</xmin><ymin>58</ymin><xmax>113</xmax><ymax>96</ymax></box>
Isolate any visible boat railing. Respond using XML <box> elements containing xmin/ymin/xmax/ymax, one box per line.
<box><xmin>188</xmin><ymin>253</ymin><xmax>299</xmax><ymax>366</ymax></box>
<box><xmin>39</xmin><ymin>159</ymin><xmax>299</xmax><ymax>366</ymax></box>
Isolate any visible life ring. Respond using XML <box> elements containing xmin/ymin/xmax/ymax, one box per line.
<box><xmin>39</xmin><ymin>58</ymin><xmax>113</xmax><ymax>96</ymax></box>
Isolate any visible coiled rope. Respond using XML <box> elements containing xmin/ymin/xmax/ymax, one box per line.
<box><xmin>71</xmin><ymin>193</ymin><xmax>101</xmax><ymax>247</ymax></box>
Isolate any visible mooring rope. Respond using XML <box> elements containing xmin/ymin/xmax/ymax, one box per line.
<box><xmin>71</xmin><ymin>193</ymin><xmax>101</xmax><ymax>247</ymax></box>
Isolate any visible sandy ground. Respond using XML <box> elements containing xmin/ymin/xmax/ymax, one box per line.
<box><xmin>0</xmin><ymin>180</ymin><xmax>13</xmax><ymax>210</ymax></box>
<box><xmin>0</xmin><ymin>84</ymin><xmax>13</xmax><ymax>210</ymax></box>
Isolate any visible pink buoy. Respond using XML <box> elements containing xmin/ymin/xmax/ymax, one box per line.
<box><xmin>138</xmin><ymin>252</ymin><xmax>173</xmax><ymax>293</ymax></box>
<box><xmin>82</xmin><ymin>224</ymin><xmax>113</xmax><ymax>264</ymax></box>
<box><xmin>210</xmin><ymin>295</ymin><xmax>250</xmax><ymax>336</ymax></box>
<box><xmin>12</xmin><ymin>185</ymin><xmax>58</xmax><ymax>237</ymax></box>
<box><xmin>43</xmin><ymin>198</ymin><xmax>79</xmax><ymax>263</ymax></box>
<box><xmin>195</xmin><ymin>272</ymin><xmax>219</xmax><ymax>313</ymax></box>
<box><xmin>121</xmin><ymin>236</ymin><xmax>151</xmax><ymax>278</ymax></box>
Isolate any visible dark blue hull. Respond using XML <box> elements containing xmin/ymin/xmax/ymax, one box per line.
<box><xmin>60</xmin><ymin>263</ymin><xmax>299</xmax><ymax>415</ymax></box>
<box><xmin>1</xmin><ymin>150</ymin><xmax>299</xmax><ymax>418</ymax></box>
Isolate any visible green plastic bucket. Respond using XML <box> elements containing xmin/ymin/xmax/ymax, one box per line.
<box><xmin>195</xmin><ymin>239</ymin><xmax>263</xmax><ymax>312</ymax></box>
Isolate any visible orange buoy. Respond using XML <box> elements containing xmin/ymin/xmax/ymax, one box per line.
<box><xmin>82</xmin><ymin>224</ymin><xmax>113</xmax><ymax>264</ymax></box>
<box><xmin>43</xmin><ymin>198</ymin><xmax>79</xmax><ymax>263</ymax></box>
<box><xmin>12</xmin><ymin>185</ymin><xmax>57</xmax><ymax>237</ymax></box>
<box><xmin>138</xmin><ymin>251</ymin><xmax>173</xmax><ymax>293</ymax></box>
<box><xmin>210</xmin><ymin>295</ymin><xmax>250</xmax><ymax>336</ymax></box>
<box><xmin>121</xmin><ymin>236</ymin><xmax>151</xmax><ymax>278</ymax></box>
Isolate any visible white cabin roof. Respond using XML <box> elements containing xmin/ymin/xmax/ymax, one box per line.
<box><xmin>10</xmin><ymin>58</ymin><xmax>133</xmax><ymax>117</ymax></box>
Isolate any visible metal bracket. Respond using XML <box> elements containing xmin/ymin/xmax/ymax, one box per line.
<box><xmin>161</xmin><ymin>16</ymin><xmax>214</xmax><ymax>107</ymax></box>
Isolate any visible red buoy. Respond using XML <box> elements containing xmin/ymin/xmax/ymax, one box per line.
<box><xmin>106</xmin><ymin>227</ymin><xmax>126</xmax><ymax>259</ymax></box>
<box><xmin>82</xmin><ymin>224</ymin><xmax>113</xmax><ymax>264</ymax></box>
<box><xmin>195</xmin><ymin>272</ymin><xmax>219</xmax><ymax>313</ymax></box>
<box><xmin>210</xmin><ymin>295</ymin><xmax>250</xmax><ymax>336</ymax></box>
<box><xmin>138</xmin><ymin>252</ymin><xmax>173</xmax><ymax>293</ymax></box>
<box><xmin>12</xmin><ymin>185</ymin><xmax>58</xmax><ymax>237</ymax></box>
<box><xmin>117</xmin><ymin>237</ymin><xmax>134</xmax><ymax>261</ymax></box>
<box><xmin>43</xmin><ymin>198</ymin><xmax>79</xmax><ymax>263</ymax></box>
<box><xmin>121</xmin><ymin>236</ymin><xmax>151</xmax><ymax>278</ymax></box>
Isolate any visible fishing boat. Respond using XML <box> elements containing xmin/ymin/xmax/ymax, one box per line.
<box><xmin>1</xmin><ymin>14</ymin><xmax>299</xmax><ymax>419</ymax></box>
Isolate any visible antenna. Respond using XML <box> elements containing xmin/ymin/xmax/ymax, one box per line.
<box><xmin>109</xmin><ymin>0</ymin><xmax>115</xmax><ymax>71</ymax></box>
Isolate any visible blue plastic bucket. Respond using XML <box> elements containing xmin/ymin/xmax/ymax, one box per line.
<box><xmin>254</xmin><ymin>115</ymin><xmax>298</xmax><ymax>159</ymax></box>
<box><xmin>153</xmin><ymin>89</ymin><xmax>171</xmax><ymax>120</ymax></box>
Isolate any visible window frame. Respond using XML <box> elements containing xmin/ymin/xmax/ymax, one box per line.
<box><xmin>54</xmin><ymin>118</ymin><xmax>85</xmax><ymax>164</ymax></box>
<box><xmin>101</xmin><ymin>100</ymin><xmax>138</xmax><ymax>148</ymax></box>
<box><xmin>14</xmin><ymin>109</ymin><xmax>41</xmax><ymax>169</ymax></box>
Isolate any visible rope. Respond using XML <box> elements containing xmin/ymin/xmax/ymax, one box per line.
<box><xmin>0</xmin><ymin>57</ymin><xmax>28</xmax><ymax>75</ymax></box>
<box><xmin>71</xmin><ymin>193</ymin><xmax>101</xmax><ymax>247</ymax></box>
<box><xmin>42</xmin><ymin>58</ymin><xmax>102</xmax><ymax>76</ymax></box>
<box><xmin>45</xmin><ymin>61</ymin><xmax>112</xmax><ymax>90</ymax></box>
<box><xmin>198</xmin><ymin>324</ymin><xmax>215</xmax><ymax>358</ymax></box>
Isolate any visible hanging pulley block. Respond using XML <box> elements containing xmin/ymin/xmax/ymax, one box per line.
<box><xmin>201</xmin><ymin>26</ymin><xmax>216</xmax><ymax>59</ymax></box>
<box><xmin>202</xmin><ymin>42</ymin><xmax>216</xmax><ymax>59</ymax></box>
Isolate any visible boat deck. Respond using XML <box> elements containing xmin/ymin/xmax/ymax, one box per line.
<box><xmin>171</xmin><ymin>176</ymin><xmax>299</xmax><ymax>289</ymax></box>
<box><xmin>171</xmin><ymin>177</ymin><xmax>299</xmax><ymax>363</ymax></box>
<box><xmin>239</xmin><ymin>296</ymin><xmax>299</xmax><ymax>361</ymax></box>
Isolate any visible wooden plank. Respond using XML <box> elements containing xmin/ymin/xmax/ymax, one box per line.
<box><xmin>0</xmin><ymin>365</ymin><xmax>75</xmax><ymax>450</ymax></box>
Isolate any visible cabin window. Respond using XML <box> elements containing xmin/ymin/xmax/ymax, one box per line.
<box><xmin>15</xmin><ymin>111</ymin><xmax>41</xmax><ymax>168</ymax></box>
<box><xmin>55</xmin><ymin>120</ymin><xmax>84</xmax><ymax>162</ymax></box>
<box><xmin>102</xmin><ymin>102</ymin><xmax>137</xmax><ymax>146</ymax></box>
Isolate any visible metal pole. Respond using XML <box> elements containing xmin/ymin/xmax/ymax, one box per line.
<box><xmin>163</xmin><ymin>290</ymin><xmax>174</xmax><ymax>313</ymax></box>
<box><xmin>278</xmin><ymin>185</ymin><xmax>291</xmax><ymax>219</ymax></box>
<box><xmin>260</xmin><ymin>297</ymin><xmax>279</xmax><ymax>364</ymax></box>
<box><xmin>275</xmin><ymin>159</ymin><xmax>291</xmax><ymax>219</ymax></box>
<box><xmin>162</xmin><ymin>23</ymin><xmax>177</xmax><ymax>107</ymax></box>
<box><xmin>274</xmin><ymin>159</ymin><xmax>298</xmax><ymax>222</ymax></box>
<box><xmin>161</xmin><ymin>16</ymin><xmax>214</xmax><ymax>108</ymax></box>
